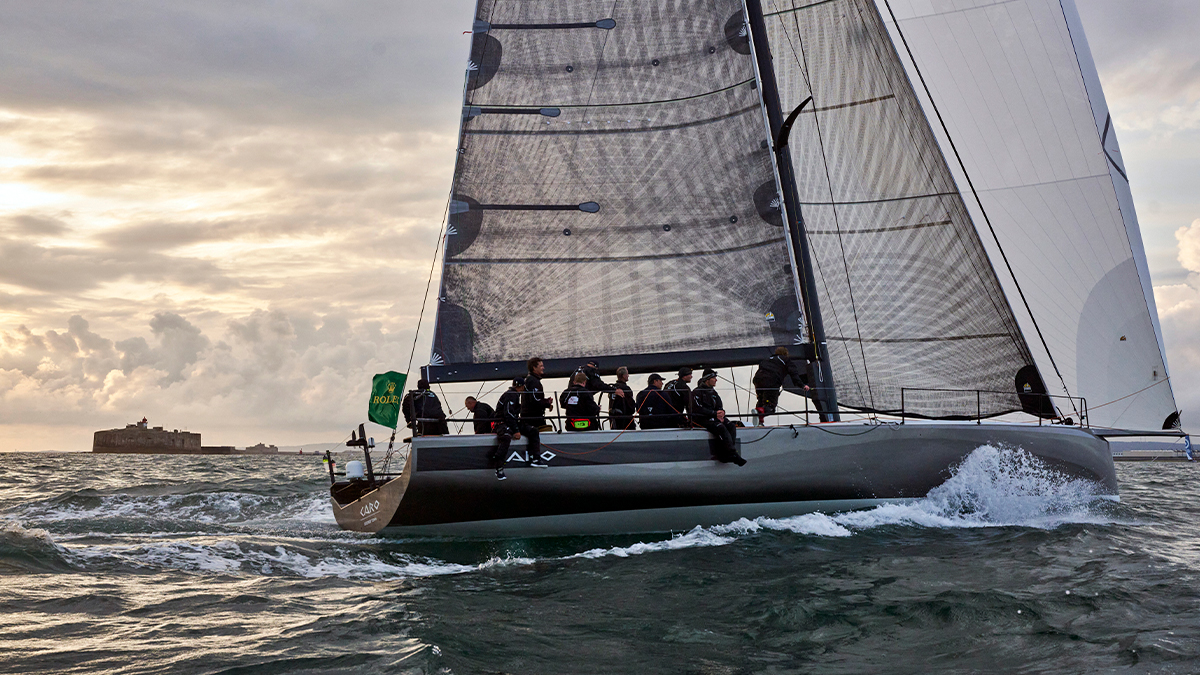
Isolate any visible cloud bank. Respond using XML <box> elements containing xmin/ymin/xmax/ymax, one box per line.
<box><xmin>0</xmin><ymin>310</ymin><xmax>414</xmax><ymax>449</ymax></box>
<box><xmin>0</xmin><ymin>1</ymin><xmax>1197</xmax><ymax>447</ymax></box>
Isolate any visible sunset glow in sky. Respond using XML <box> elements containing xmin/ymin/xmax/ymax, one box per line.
<box><xmin>1</xmin><ymin>1</ymin><xmax>1198</xmax><ymax>450</ymax></box>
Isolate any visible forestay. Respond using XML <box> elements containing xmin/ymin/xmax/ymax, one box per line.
<box><xmin>876</xmin><ymin>0</ymin><xmax>1179</xmax><ymax>430</ymax></box>
<box><xmin>762</xmin><ymin>0</ymin><xmax>1037</xmax><ymax>417</ymax></box>
<box><xmin>429</xmin><ymin>0</ymin><xmax>801</xmax><ymax>382</ymax></box>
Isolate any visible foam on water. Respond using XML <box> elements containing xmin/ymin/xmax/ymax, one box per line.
<box><xmin>20</xmin><ymin>490</ymin><xmax>336</xmax><ymax>529</ymax></box>
<box><xmin>830</xmin><ymin>444</ymin><xmax>1110</xmax><ymax>531</ymax></box>
<box><xmin>5</xmin><ymin>445</ymin><xmax>1112</xmax><ymax>577</ymax></box>
<box><xmin>62</xmin><ymin>536</ymin><xmax>536</xmax><ymax>579</ymax></box>
<box><xmin>552</xmin><ymin>445</ymin><xmax>1110</xmax><ymax>562</ymax></box>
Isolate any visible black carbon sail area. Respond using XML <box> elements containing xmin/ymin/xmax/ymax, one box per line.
<box><xmin>428</xmin><ymin>0</ymin><xmax>801</xmax><ymax>382</ymax></box>
<box><xmin>762</xmin><ymin>0</ymin><xmax>1037</xmax><ymax>417</ymax></box>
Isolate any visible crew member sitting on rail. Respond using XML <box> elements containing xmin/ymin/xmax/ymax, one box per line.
<box><xmin>690</xmin><ymin>369</ymin><xmax>746</xmax><ymax>466</ymax></box>
<box><xmin>752</xmin><ymin>347</ymin><xmax>810</xmax><ymax>425</ymax></box>
<box><xmin>636</xmin><ymin>374</ymin><xmax>673</xmax><ymax>430</ymax></box>
<box><xmin>560</xmin><ymin>371</ymin><xmax>600</xmax><ymax>431</ymax></box>
<box><xmin>401</xmin><ymin>379</ymin><xmax>449</xmax><ymax>436</ymax></box>
<box><xmin>464</xmin><ymin>396</ymin><xmax>496</xmax><ymax>434</ymax></box>
<box><xmin>493</xmin><ymin>378</ymin><xmax>548</xmax><ymax>480</ymax></box>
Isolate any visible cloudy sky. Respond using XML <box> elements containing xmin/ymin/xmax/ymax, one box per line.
<box><xmin>0</xmin><ymin>1</ymin><xmax>1197</xmax><ymax>451</ymax></box>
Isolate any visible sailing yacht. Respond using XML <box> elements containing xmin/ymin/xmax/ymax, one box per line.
<box><xmin>329</xmin><ymin>0</ymin><xmax>1185</xmax><ymax>535</ymax></box>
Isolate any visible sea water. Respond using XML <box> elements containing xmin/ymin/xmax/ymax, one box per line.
<box><xmin>1</xmin><ymin>448</ymin><xmax>1197</xmax><ymax>674</ymax></box>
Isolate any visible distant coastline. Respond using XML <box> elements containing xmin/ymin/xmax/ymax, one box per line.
<box><xmin>92</xmin><ymin>419</ymin><xmax>300</xmax><ymax>455</ymax></box>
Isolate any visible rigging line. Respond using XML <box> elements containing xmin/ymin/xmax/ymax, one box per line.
<box><xmin>580</xmin><ymin>0</ymin><xmax>619</xmax><ymax>111</ymax></box>
<box><xmin>415</xmin><ymin>23</ymin><xmax>477</xmax><ymax>379</ymax></box>
<box><xmin>851</xmin><ymin>0</ymin><xmax>1025</xmax><ymax>369</ymax></box>
<box><xmin>782</xmin><ymin>3</ymin><xmax>876</xmax><ymax>411</ymax></box>
<box><xmin>765</xmin><ymin>3</ymin><xmax>867</xmax><ymax>408</ymax></box>
<box><xmin>406</xmin><ymin>188</ymin><xmax>452</xmax><ymax>376</ymax></box>
<box><xmin>539</xmin><ymin>390</ymin><xmax>656</xmax><ymax>456</ymax></box>
<box><xmin>459</xmin><ymin>381</ymin><xmax>487</xmax><ymax>434</ymax></box>
<box><xmin>1088</xmin><ymin>376</ymin><xmax>1171</xmax><ymax>412</ymax></box>
<box><xmin>730</xmin><ymin>367</ymin><xmax>741</xmax><ymax>417</ymax></box>
<box><xmin>849</xmin><ymin>0</ymin><xmax>1019</xmax><ymax>405</ymax></box>
<box><xmin>880</xmin><ymin>0</ymin><xmax>1075</xmax><ymax>414</ymax></box>
<box><xmin>434</xmin><ymin>382</ymin><xmax>460</xmax><ymax>433</ymax></box>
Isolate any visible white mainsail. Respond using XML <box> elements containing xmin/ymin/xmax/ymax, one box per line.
<box><xmin>876</xmin><ymin>0</ymin><xmax>1178</xmax><ymax>431</ymax></box>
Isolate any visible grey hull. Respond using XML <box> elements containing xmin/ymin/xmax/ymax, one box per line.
<box><xmin>353</xmin><ymin>423</ymin><xmax>1114</xmax><ymax>537</ymax></box>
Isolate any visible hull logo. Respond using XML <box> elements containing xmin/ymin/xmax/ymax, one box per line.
<box><xmin>360</xmin><ymin>499</ymin><xmax>380</xmax><ymax>517</ymax></box>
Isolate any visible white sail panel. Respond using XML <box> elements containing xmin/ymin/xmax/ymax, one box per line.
<box><xmin>877</xmin><ymin>0</ymin><xmax>1178</xmax><ymax>430</ymax></box>
<box><xmin>763</xmin><ymin>0</ymin><xmax>1036</xmax><ymax>418</ymax></box>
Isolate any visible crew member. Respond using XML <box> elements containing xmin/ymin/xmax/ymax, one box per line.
<box><xmin>464</xmin><ymin>396</ymin><xmax>496</xmax><ymax>435</ymax></box>
<box><xmin>401</xmin><ymin>379</ymin><xmax>449</xmax><ymax>436</ymax></box>
<box><xmin>752</xmin><ymin>347</ymin><xmax>810</xmax><ymax>425</ymax></box>
<box><xmin>493</xmin><ymin>378</ymin><xmax>547</xmax><ymax>480</ymax></box>
<box><xmin>523</xmin><ymin>357</ymin><xmax>555</xmax><ymax>431</ymax></box>
<box><xmin>690</xmin><ymin>369</ymin><xmax>745</xmax><ymax>465</ymax></box>
<box><xmin>664</xmin><ymin>367</ymin><xmax>694</xmax><ymax>428</ymax></box>
<box><xmin>579</xmin><ymin>359</ymin><xmax>628</xmax><ymax>427</ymax></box>
<box><xmin>580</xmin><ymin>360</ymin><xmax>613</xmax><ymax>394</ymax></box>
<box><xmin>636</xmin><ymin>374</ymin><xmax>673</xmax><ymax>430</ymax></box>
<box><xmin>609</xmin><ymin>366</ymin><xmax>636</xmax><ymax>430</ymax></box>
<box><xmin>560</xmin><ymin>371</ymin><xmax>600</xmax><ymax>431</ymax></box>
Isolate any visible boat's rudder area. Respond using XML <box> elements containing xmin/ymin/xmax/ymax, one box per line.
<box><xmin>330</xmin><ymin>457</ymin><xmax>413</xmax><ymax>533</ymax></box>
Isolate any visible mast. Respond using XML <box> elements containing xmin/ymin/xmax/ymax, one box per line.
<box><xmin>744</xmin><ymin>0</ymin><xmax>839</xmax><ymax>422</ymax></box>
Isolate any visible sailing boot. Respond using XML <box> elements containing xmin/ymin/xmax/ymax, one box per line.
<box><xmin>495</xmin><ymin>467</ymin><xmax>507</xmax><ymax>480</ymax></box>
<box><xmin>755</xmin><ymin>407</ymin><xmax>766</xmax><ymax>426</ymax></box>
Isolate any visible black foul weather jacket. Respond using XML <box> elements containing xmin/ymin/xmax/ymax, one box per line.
<box><xmin>664</xmin><ymin>379</ymin><xmax>692</xmax><ymax>426</ymax></box>
<box><xmin>635</xmin><ymin>386</ymin><xmax>674</xmax><ymax>429</ymax></box>
<box><xmin>469</xmin><ymin>401</ymin><xmax>496</xmax><ymax>434</ymax></box>
<box><xmin>496</xmin><ymin>389</ymin><xmax>525</xmax><ymax>435</ymax></box>
<box><xmin>689</xmin><ymin>384</ymin><xmax>725</xmax><ymax>425</ymax></box>
<box><xmin>752</xmin><ymin>355</ymin><xmax>808</xmax><ymax>392</ymax></box>
<box><xmin>522</xmin><ymin>373</ymin><xmax>554</xmax><ymax>426</ymax></box>
<box><xmin>609</xmin><ymin>381</ymin><xmax>636</xmax><ymax>429</ymax></box>
<box><xmin>581</xmin><ymin>364</ymin><xmax>614</xmax><ymax>393</ymax></box>
<box><xmin>560</xmin><ymin>384</ymin><xmax>600</xmax><ymax>421</ymax></box>
<box><xmin>402</xmin><ymin>390</ymin><xmax>449</xmax><ymax>436</ymax></box>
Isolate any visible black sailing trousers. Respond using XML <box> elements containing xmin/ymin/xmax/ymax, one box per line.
<box><xmin>491</xmin><ymin>424</ymin><xmax>541</xmax><ymax>468</ymax></box>
<box><xmin>699</xmin><ymin>419</ymin><xmax>740</xmax><ymax>462</ymax></box>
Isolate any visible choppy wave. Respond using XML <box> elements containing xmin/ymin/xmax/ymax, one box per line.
<box><xmin>0</xmin><ymin>520</ymin><xmax>77</xmax><ymax>574</ymax></box>
<box><xmin>4</xmin><ymin>445</ymin><xmax>1114</xmax><ymax>578</ymax></box>
<box><xmin>18</xmin><ymin>490</ymin><xmax>336</xmax><ymax>532</ymax></box>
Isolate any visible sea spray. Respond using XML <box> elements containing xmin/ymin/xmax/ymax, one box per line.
<box><xmin>831</xmin><ymin>444</ymin><xmax>1109</xmax><ymax>531</ymax></box>
<box><xmin>558</xmin><ymin>445</ymin><xmax>1111</xmax><ymax>563</ymax></box>
<box><xmin>5</xmin><ymin>446</ymin><xmax>1113</xmax><ymax>578</ymax></box>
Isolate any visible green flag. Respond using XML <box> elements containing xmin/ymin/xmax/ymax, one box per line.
<box><xmin>367</xmin><ymin>371</ymin><xmax>407</xmax><ymax>429</ymax></box>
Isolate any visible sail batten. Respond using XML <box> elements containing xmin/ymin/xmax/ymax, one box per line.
<box><xmin>763</xmin><ymin>0</ymin><xmax>1037</xmax><ymax>418</ymax></box>
<box><xmin>430</xmin><ymin>0</ymin><xmax>804</xmax><ymax>380</ymax></box>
